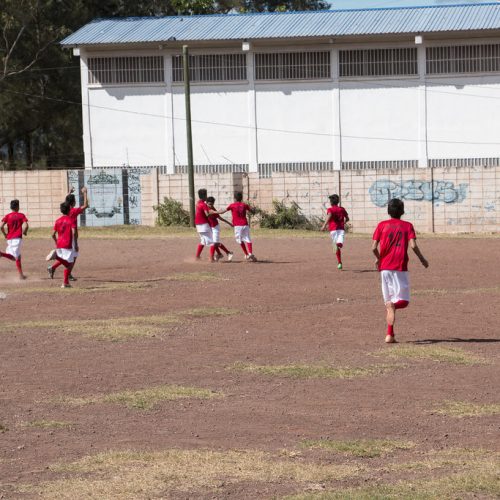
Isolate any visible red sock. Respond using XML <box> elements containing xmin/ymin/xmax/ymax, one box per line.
<box><xmin>15</xmin><ymin>258</ymin><xmax>23</xmax><ymax>275</ymax></box>
<box><xmin>63</xmin><ymin>268</ymin><xmax>71</xmax><ymax>285</ymax></box>
<box><xmin>387</xmin><ymin>324</ymin><xmax>394</xmax><ymax>336</ymax></box>
<box><xmin>247</xmin><ymin>242</ymin><xmax>253</xmax><ymax>254</ymax></box>
<box><xmin>336</xmin><ymin>248</ymin><xmax>342</xmax><ymax>264</ymax></box>
<box><xmin>394</xmin><ymin>300</ymin><xmax>409</xmax><ymax>310</ymax></box>
<box><xmin>240</xmin><ymin>242</ymin><xmax>248</xmax><ymax>255</ymax></box>
<box><xmin>210</xmin><ymin>245</ymin><xmax>216</xmax><ymax>260</ymax></box>
<box><xmin>196</xmin><ymin>244</ymin><xmax>204</xmax><ymax>258</ymax></box>
<box><xmin>0</xmin><ymin>252</ymin><xmax>15</xmax><ymax>261</ymax></box>
<box><xmin>219</xmin><ymin>243</ymin><xmax>230</xmax><ymax>254</ymax></box>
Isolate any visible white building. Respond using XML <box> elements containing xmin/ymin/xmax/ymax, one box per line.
<box><xmin>62</xmin><ymin>3</ymin><xmax>500</xmax><ymax>176</ymax></box>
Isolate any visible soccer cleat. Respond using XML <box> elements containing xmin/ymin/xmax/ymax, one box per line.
<box><xmin>69</xmin><ymin>274</ymin><xmax>77</xmax><ymax>281</ymax></box>
<box><xmin>46</xmin><ymin>249</ymin><xmax>57</xmax><ymax>261</ymax></box>
<box><xmin>19</xmin><ymin>274</ymin><xmax>27</xmax><ymax>280</ymax></box>
<box><xmin>385</xmin><ymin>334</ymin><xmax>396</xmax><ymax>344</ymax></box>
<box><xmin>47</xmin><ymin>265</ymin><xmax>55</xmax><ymax>279</ymax></box>
<box><xmin>61</xmin><ymin>283</ymin><xmax>71</xmax><ymax>289</ymax></box>
<box><xmin>248</xmin><ymin>254</ymin><xmax>257</xmax><ymax>262</ymax></box>
<box><xmin>227</xmin><ymin>251</ymin><xmax>234</xmax><ymax>262</ymax></box>
<box><xmin>337</xmin><ymin>263</ymin><xmax>343</xmax><ymax>270</ymax></box>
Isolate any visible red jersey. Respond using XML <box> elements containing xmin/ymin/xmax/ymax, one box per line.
<box><xmin>69</xmin><ymin>207</ymin><xmax>84</xmax><ymax>229</ymax></box>
<box><xmin>2</xmin><ymin>212</ymin><xmax>28</xmax><ymax>239</ymax></box>
<box><xmin>373</xmin><ymin>218</ymin><xmax>416</xmax><ymax>272</ymax></box>
<box><xmin>327</xmin><ymin>205</ymin><xmax>349</xmax><ymax>231</ymax></box>
<box><xmin>227</xmin><ymin>202</ymin><xmax>251</xmax><ymax>226</ymax></box>
<box><xmin>54</xmin><ymin>215</ymin><xmax>74</xmax><ymax>249</ymax></box>
<box><xmin>207</xmin><ymin>208</ymin><xmax>220</xmax><ymax>228</ymax></box>
<box><xmin>195</xmin><ymin>200</ymin><xmax>209</xmax><ymax>225</ymax></box>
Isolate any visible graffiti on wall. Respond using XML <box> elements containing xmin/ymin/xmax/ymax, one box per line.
<box><xmin>369</xmin><ymin>179</ymin><xmax>468</xmax><ymax>207</ymax></box>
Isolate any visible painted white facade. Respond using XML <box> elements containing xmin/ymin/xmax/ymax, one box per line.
<box><xmin>79</xmin><ymin>36</ymin><xmax>500</xmax><ymax>172</ymax></box>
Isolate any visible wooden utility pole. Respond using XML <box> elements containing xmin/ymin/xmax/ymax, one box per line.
<box><xmin>183</xmin><ymin>45</ymin><xmax>195</xmax><ymax>226</ymax></box>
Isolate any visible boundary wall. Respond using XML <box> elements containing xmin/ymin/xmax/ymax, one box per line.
<box><xmin>0</xmin><ymin>166</ymin><xmax>497</xmax><ymax>233</ymax></box>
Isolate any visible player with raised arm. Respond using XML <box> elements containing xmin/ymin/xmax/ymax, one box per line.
<box><xmin>214</xmin><ymin>191</ymin><xmax>256</xmax><ymax>262</ymax></box>
<box><xmin>1</xmin><ymin>199</ymin><xmax>29</xmax><ymax>279</ymax></box>
<box><xmin>372</xmin><ymin>198</ymin><xmax>429</xmax><ymax>343</ymax></box>
<box><xmin>321</xmin><ymin>194</ymin><xmax>349</xmax><ymax>270</ymax></box>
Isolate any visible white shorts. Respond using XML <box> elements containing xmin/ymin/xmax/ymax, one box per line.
<box><xmin>6</xmin><ymin>238</ymin><xmax>22</xmax><ymax>259</ymax></box>
<box><xmin>211</xmin><ymin>225</ymin><xmax>220</xmax><ymax>244</ymax></box>
<box><xmin>330</xmin><ymin>230</ymin><xmax>345</xmax><ymax>246</ymax></box>
<box><xmin>56</xmin><ymin>248</ymin><xmax>76</xmax><ymax>264</ymax></box>
<box><xmin>381</xmin><ymin>270</ymin><xmax>410</xmax><ymax>304</ymax></box>
<box><xmin>234</xmin><ymin>225</ymin><xmax>251</xmax><ymax>244</ymax></box>
<box><xmin>196</xmin><ymin>223</ymin><xmax>213</xmax><ymax>246</ymax></box>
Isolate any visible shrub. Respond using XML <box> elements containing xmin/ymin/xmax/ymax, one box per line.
<box><xmin>256</xmin><ymin>200</ymin><xmax>321</xmax><ymax>230</ymax></box>
<box><xmin>154</xmin><ymin>197</ymin><xmax>190</xmax><ymax>227</ymax></box>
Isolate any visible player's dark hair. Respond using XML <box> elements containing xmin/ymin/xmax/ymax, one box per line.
<box><xmin>60</xmin><ymin>202</ymin><xmax>71</xmax><ymax>215</ymax></box>
<box><xmin>206</xmin><ymin>196</ymin><xmax>215</xmax><ymax>203</ymax></box>
<box><xmin>329</xmin><ymin>194</ymin><xmax>339</xmax><ymax>206</ymax></box>
<box><xmin>198</xmin><ymin>188</ymin><xmax>207</xmax><ymax>200</ymax></box>
<box><xmin>10</xmin><ymin>199</ymin><xmax>19</xmax><ymax>211</ymax></box>
<box><xmin>234</xmin><ymin>191</ymin><xmax>243</xmax><ymax>202</ymax></box>
<box><xmin>387</xmin><ymin>198</ymin><xmax>404</xmax><ymax>219</ymax></box>
<box><xmin>65</xmin><ymin>194</ymin><xmax>76</xmax><ymax>207</ymax></box>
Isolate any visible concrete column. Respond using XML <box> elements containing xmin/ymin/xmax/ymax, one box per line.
<box><xmin>79</xmin><ymin>49</ymin><xmax>93</xmax><ymax>169</ymax></box>
<box><xmin>164</xmin><ymin>53</ymin><xmax>175</xmax><ymax>174</ymax></box>
<box><xmin>417</xmin><ymin>43</ymin><xmax>429</xmax><ymax>169</ymax></box>
<box><xmin>246</xmin><ymin>49</ymin><xmax>258</xmax><ymax>173</ymax></box>
<box><xmin>331</xmin><ymin>46</ymin><xmax>342</xmax><ymax>171</ymax></box>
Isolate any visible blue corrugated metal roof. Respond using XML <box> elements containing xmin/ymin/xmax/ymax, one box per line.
<box><xmin>61</xmin><ymin>3</ymin><xmax>500</xmax><ymax>47</ymax></box>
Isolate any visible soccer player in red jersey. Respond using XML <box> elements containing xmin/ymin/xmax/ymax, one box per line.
<box><xmin>321</xmin><ymin>194</ymin><xmax>349</xmax><ymax>270</ymax></box>
<box><xmin>206</xmin><ymin>196</ymin><xmax>233</xmax><ymax>262</ymax></box>
<box><xmin>195</xmin><ymin>188</ymin><xmax>216</xmax><ymax>261</ymax></box>
<box><xmin>47</xmin><ymin>186</ymin><xmax>88</xmax><ymax>281</ymax></box>
<box><xmin>1</xmin><ymin>199</ymin><xmax>29</xmax><ymax>279</ymax></box>
<box><xmin>48</xmin><ymin>202</ymin><xmax>77</xmax><ymax>288</ymax></box>
<box><xmin>372</xmin><ymin>198</ymin><xmax>429</xmax><ymax>343</ymax></box>
<box><xmin>215</xmin><ymin>191</ymin><xmax>256</xmax><ymax>262</ymax></box>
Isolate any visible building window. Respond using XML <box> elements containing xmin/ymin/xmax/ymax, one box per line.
<box><xmin>426</xmin><ymin>44</ymin><xmax>500</xmax><ymax>75</ymax></box>
<box><xmin>172</xmin><ymin>54</ymin><xmax>247</xmax><ymax>82</ymax></box>
<box><xmin>255</xmin><ymin>51</ymin><xmax>331</xmax><ymax>80</ymax></box>
<box><xmin>339</xmin><ymin>48</ymin><xmax>418</xmax><ymax>77</ymax></box>
<box><xmin>88</xmin><ymin>56</ymin><xmax>164</xmax><ymax>85</ymax></box>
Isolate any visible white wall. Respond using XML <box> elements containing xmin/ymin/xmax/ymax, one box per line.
<box><xmin>171</xmin><ymin>84</ymin><xmax>249</xmax><ymax>166</ymax></box>
<box><xmin>340</xmin><ymin>80</ymin><xmax>421</xmax><ymax>162</ymax></box>
<box><xmin>255</xmin><ymin>82</ymin><xmax>335</xmax><ymax>163</ymax></box>
<box><xmin>88</xmin><ymin>86</ymin><xmax>167</xmax><ymax>167</ymax></box>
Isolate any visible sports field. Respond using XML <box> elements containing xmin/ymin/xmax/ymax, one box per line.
<box><xmin>0</xmin><ymin>228</ymin><xmax>499</xmax><ymax>499</ymax></box>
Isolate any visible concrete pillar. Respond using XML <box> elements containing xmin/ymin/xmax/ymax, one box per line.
<box><xmin>246</xmin><ymin>49</ymin><xmax>258</xmax><ymax>173</ymax></box>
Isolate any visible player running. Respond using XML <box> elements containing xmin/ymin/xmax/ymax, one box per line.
<box><xmin>321</xmin><ymin>194</ymin><xmax>349</xmax><ymax>270</ymax></box>
<box><xmin>372</xmin><ymin>198</ymin><xmax>429</xmax><ymax>343</ymax></box>
<box><xmin>1</xmin><ymin>199</ymin><xmax>29</xmax><ymax>279</ymax></box>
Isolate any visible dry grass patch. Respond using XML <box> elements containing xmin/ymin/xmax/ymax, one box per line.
<box><xmin>375</xmin><ymin>345</ymin><xmax>487</xmax><ymax>366</ymax></box>
<box><xmin>22</xmin><ymin>448</ymin><xmax>360</xmax><ymax>498</ymax></box>
<box><xmin>230</xmin><ymin>362</ymin><xmax>401</xmax><ymax>379</ymax></box>
<box><xmin>434</xmin><ymin>400</ymin><xmax>500</xmax><ymax>418</ymax></box>
<box><xmin>10</xmin><ymin>282</ymin><xmax>154</xmax><ymax>295</ymax></box>
<box><xmin>166</xmin><ymin>272</ymin><xmax>221</xmax><ymax>282</ymax></box>
<box><xmin>179</xmin><ymin>306</ymin><xmax>238</xmax><ymax>318</ymax></box>
<box><xmin>51</xmin><ymin>385</ymin><xmax>221</xmax><ymax>410</ymax></box>
<box><xmin>22</xmin><ymin>420</ymin><xmax>74</xmax><ymax>430</ymax></box>
<box><xmin>414</xmin><ymin>286</ymin><xmax>500</xmax><ymax>296</ymax></box>
<box><xmin>301</xmin><ymin>439</ymin><xmax>414</xmax><ymax>458</ymax></box>
<box><xmin>0</xmin><ymin>423</ymin><xmax>8</xmax><ymax>433</ymax></box>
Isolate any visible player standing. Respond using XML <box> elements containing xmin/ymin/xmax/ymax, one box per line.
<box><xmin>48</xmin><ymin>202</ymin><xmax>77</xmax><ymax>288</ymax></box>
<box><xmin>206</xmin><ymin>196</ymin><xmax>233</xmax><ymax>262</ymax></box>
<box><xmin>321</xmin><ymin>194</ymin><xmax>349</xmax><ymax>270</ymax></box>
<box><xmin>195</xmin><ymin>188</ymin><xmax>216</xmax><ymax>262</ymax></box>
<box><xmin>372</xmin><ymin>198</ymin><xmax>429</xmax><ymax>343</ymax></box>
<box><xmin>215</xmin><ymin>192</ymin><xmax>256</xmax><ymax>262</ymax></box>
<box><xmin>0</xmin><ymin>199</ymin><xmax>29</xmax><ymax>279</ymax></box>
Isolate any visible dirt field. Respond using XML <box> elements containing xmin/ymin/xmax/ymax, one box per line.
<box><xmin>0</xmin><ymin>229</ymin><xmax>499</xmax><ymax>499</ymax></box>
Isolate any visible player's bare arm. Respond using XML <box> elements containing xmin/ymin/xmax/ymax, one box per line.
<box><xmin>212</xmin><ymin>208</ymin><xmax>228</xmax><ymax>216</ymax></box>
<box><xmin>1</xmin><ymin>222</ymin><xmax>7</xmax><ymax>239</ymax></box>
<box><xmin>51</xmin><ymin>230</ymin><xmax>58</xmax><ymax>244</ymax></box>
<box><xmin>73</xmin><ymin>227</ymin><xmax>79</xmax><ymax>253</ymax></box>
<box><xmin>321</xmin><ymin>214</ymin><xmax>332</xmax><ymax>231</ymax></box>
<box><xmin>410</xmin><ymin>238</ymin><xmax>429</xmax><ymax>268</ymax></box>
<box><xmin>372</xmin><ymin>240</ymin><xmax>381</xmax><ymax>269</ymax></box>
<box><xmin>22</xmin><ymin>221</ymin><xmax>29</xmax><ymax>236</ymax></box>
<box><xmin>67</xmin><ymin>186</ymin><xmax>75</xmax><ymax>196</ymax></box>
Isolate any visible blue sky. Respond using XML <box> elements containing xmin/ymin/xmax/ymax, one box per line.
<box><xmin>329</xmin><ymin>0</ymin><xmax>494</xmax><ymax>9</ymax></box>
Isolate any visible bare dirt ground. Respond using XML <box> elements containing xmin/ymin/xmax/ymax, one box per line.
<box><xmin>0</xmin><ymin>230</ymin><xmax>499</xmax><ymax>499</ymax></box>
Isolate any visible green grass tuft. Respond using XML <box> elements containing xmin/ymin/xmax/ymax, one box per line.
<box><xmin>434</xmin><ymin>401</ymin><xmax>500</xmax><ymax>418</ymax></box>
<box><xmin>301</xmin><ymin>439</ymin><xmax>414</xmax><ymax>458</ymax></box>
<box><xmin>22</xmin><ymin>420</ymin><xmax>74</xmax><ymax>430</ymax></box>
